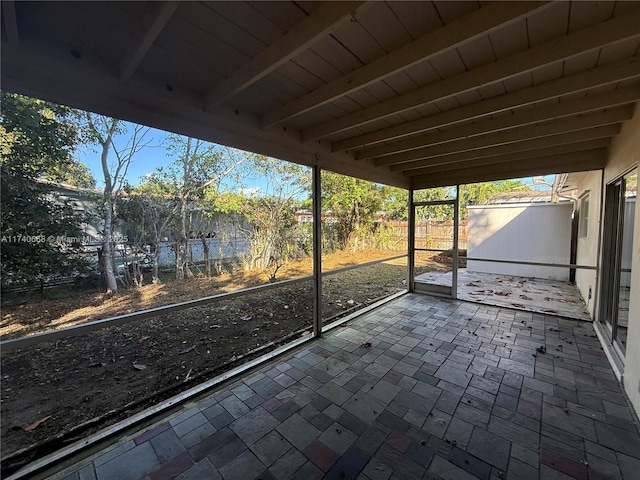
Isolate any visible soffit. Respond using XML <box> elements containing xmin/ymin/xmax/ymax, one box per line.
<box><xmin>2</xmin><ymin>1</ymin><xmax>640</xmax><ymax>189</ymax></box>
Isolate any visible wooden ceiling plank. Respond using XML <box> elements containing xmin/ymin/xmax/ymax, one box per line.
<box><xmin>1</xmin><ymin>1</ymin><xmax>19</xmax><ymax>44</ymax></box>
<box><xmin>392</xmin><ymin>124</ymin><xmax>621</xmax><ymax>172</ymax></box>
<box><xmin>409</xmin><ymin>149</ymin><xmax>607</xmax><ymax>189</ymax></box>
<box><xmin>204</xmin><ymin>2</ymin><xmax>285</xmax><ymax>45</ymax></box>
<box><xmin>374</xmin><ymin>107</ymin><xmax>632</xmax><ymax>167</ymax></box>
<box><xmin>304</xmin><ymin>8</ymin><xmax>640</xmax><ymax>141</ymax></box>
<box><xmin>119</xmin><ymin>1</ymin><xmax>179</xmax><ymax>82</ymax></box>
<box><xmin>0</xmin><ymin>39</ymin><xmax>409</xmax><ymax>189</ymax></box>
<box><xmin>355</xmin><ymin>1</ymin><xmax>412</xmax><ymax>53</ymax></box>
<box><xmin>356</xmin><ymin>85</ymin><xmax>640</xmax><ymax>159</ymax></box>
<box><xmin>403</xmin><ymin>138</ymin><xmax>611</xmax><ymax>176</ymax></box>
<box><xmin>204</xmin><ymin>1</ymin><xmax>366</xmax><ymax>110</ymax></box>
<box><xmin>332</xmin><ymin>56</ymin><xmax>640</xmax><ymax>151</ymax></box>
<box><xmin>387</xmin><ymin>1</ymin><xmax>443</xmax><ymax>39</ymax></box>
<box><xmin>260</xmin><ymin>1</ymin><xmax>551</xmax><ymax>127</ymax></box>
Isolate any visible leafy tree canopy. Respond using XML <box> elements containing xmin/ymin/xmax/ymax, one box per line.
<box><xmin>1</xmin><ymin>92</ymin><xmax>93</xmax><ymax>289</ymax></box>
<box><xmin>0</xmin><ymin>91</ymin><xmax>95</xmax><ymax>187</ymax></box>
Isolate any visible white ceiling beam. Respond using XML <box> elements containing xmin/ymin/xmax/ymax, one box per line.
<box><xmin>119</xmin><ymin>1</ymin><xmax>180</xmax><ymax>82</ymax></box>
<box><xmin>303</xmin><ymin>8</ymin><xmax>640</xmax><ymax>141</ymax></box>
<box><xmin>260</xmin><ymin>1</ymin><xmax>551</xmax><ymax>128</ymax></box>
<box><xmin>409</xmin><ymin>149</ymin><xmax>608</xmax><ymax>190</ymax></box>
<box><xmin>356</xmin><ymin>85</ymin><xmax>640</xmax><ymax>160</ymax></box>
<box><xmin>403</xmin><ymin>138</ymin><xmax>611</xmax><ymax>176</ymax></box>
<box><xmin>333</xmin><ymin>56</ymin><xmax>640</xmax><ymax>152</ymax></box>
<box><xmin>1</xmin><ymin>1</ymin><xmax>19</xmax><ymax>45</ymax></box>
<box><xmin>204</xmin><ymin>1</ymin><xmax>366</xmax><ymax>111</ymax></box>
<box><xmin>1</xmin><ymin>40</ymin><xmax>409</xmax><ymax>190</ymax></box>
<box><xmin>392</xmin><ymin>124</ymin><xmax>620</xmax><ymax>172</ymax></box>
<box><xmin>374</xmin><ymin>107</ymin><xmax>632</xmax><ymax>167</ymax></box>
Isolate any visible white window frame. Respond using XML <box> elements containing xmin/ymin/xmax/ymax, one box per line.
<box><xmin>579</xmin><ymin>193</ymin><xmax>589</xmax><ymax>238</ymax></box>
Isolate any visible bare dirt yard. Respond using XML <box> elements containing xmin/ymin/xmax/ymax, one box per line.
<box><xmin>0</xmin><ymin>249</ymin><xmax>449</xmax><ymax>474</ymax></box>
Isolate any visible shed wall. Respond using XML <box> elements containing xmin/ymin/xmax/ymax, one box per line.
<box><xmin>467</xmin><ymin>203</ymin><xmax>573</xmax><ymax>280</ymax></box>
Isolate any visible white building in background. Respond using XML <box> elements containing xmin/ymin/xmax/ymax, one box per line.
<box><xmin>467</xmin><ymin>194</ymin><xmax>573</xmax><ymax>281</ymax></box>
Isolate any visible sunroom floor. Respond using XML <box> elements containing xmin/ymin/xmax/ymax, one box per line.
<box><xmin>415</xmin><ymin>269</ymin><xmax>592</xmax><ymax>321</ymax></box>
<box><xmin>52</xmin><ymin>293</ymin><xmax>639</xmax><ymax>480</ymax></box>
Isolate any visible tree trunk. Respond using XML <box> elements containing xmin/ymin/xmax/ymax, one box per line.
<box><xmin>95</xmin><ymin>116</ymin><xmax>120</xmax><ymax>294</ymax></box>
<box><xmin>174</xmin><ymin>241</ymin><xmax>184</xmax><ymax>280</ymax></box>
<box><xmin>176</xmin><ymin>196</ymin><xmax>193</xmax><ymax>280</ymax></box>
<box><xmin>152</xmin><ymin>243</ymin><xmax>161</xmax><ymax>284</ymax></box>
<box><xmin>199</xmin><ymin>232</ymin><xmax>211</xmax><ymax>277</ymax></box>
<box><xmin>102</xmin><ymin>201</ymin><xmax>118</xmax><ymax>293</ymax></box>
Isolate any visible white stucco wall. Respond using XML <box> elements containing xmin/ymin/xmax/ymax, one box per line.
<box><xmin>574</xmin><ymin>171</ymin><xmax>602</xmax><ymax>317</ymax></box>
<box><xmin>602</xmin><ymin>103</ymin><xmax>640</xmax><ymax>417</ymax></box>
<box><xmin>467</xmin><ymin>202</ymin><xmax>572</xmax><ymax>280</ymax></box>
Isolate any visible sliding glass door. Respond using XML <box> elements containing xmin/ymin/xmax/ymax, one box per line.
<box><xmin>599</xmin><ymin>168</ymin><xmax>636</xmax><ymax>354</ymax></box>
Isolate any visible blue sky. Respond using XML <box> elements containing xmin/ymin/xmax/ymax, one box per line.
<box><xmin>76</xmin><ymin>120</ymin><xmax>553</xmax><ymax>192</ymax></box>
<box><xmin>75</xmin><ymin>125</ymin><xmax>172</xmax><ymax>189</ymax></box>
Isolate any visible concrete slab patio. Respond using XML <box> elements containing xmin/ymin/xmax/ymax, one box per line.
<box><xmin>53</xmin><ymin>294</ymin><xmax>639</xmax><ymax>480</ymax></box>
<box><xmin>416</xmin><ymin>270</ymin><xmax>592</xmax><ymax>322</ymax></box>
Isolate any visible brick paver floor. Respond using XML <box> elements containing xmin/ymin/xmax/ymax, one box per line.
<box><xmin>56</xmin><ymin>294</ymin><xmax>640</xmax><ymax>480</ymax></box>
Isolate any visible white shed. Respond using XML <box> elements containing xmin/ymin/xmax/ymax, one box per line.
<box><xmin>467</xmin><ymin>202</ymin><xmax>573</xmax><ymax>281</ymax></box>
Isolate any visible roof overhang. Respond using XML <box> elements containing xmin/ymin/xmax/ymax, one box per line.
<box><xmin>2</xmin><ymin>1</ymin><xmax>639</xmax><ymax>189</ymax></box>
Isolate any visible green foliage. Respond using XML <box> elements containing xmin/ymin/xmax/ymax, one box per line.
<box><xmin>322</xmin><ymin>171</ymin><xmax>384</xmax><ymax>250</ymax></box>
<box><xmin>460</xmin><ymin>179</ymin><xmax>527</xmax><ymax>217</ymax></box>
<box><xmin>1</xmin><ymin>91</ymin><xmax>95</xmax><ymax>187</ymax></box>
<box><xmin>413</xmin><ymin>181</ymin><xmax>529</xmax><ymax>219</ymax></box>
<box><xmin>1</xmin><ymin>176</ymin><xmax>91</xmax><ymax>288</ymax></box>
<box><xmin>150</xmin><ymin>138</ymin><xmax>249</xmax><ymax>279</ymax></box>
<box><xmin>218</xmin><ymin>157</ymin><xmax>311</xmax><ymax>278</ymax></box>
<box><xmin>1</xmin><ymin>92</ymin><xmax>93</xmax><ymax>289</ymax></box>
<box><xmin>379</xmin><ymin>186</ymin><xmax>408</xmax><ymax>221</ymax></box>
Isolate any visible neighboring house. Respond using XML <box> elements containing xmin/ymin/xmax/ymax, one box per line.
<box><xmin>487</xmin><ymin>189</ymin><xmax>554</xmax><ymax>204</ymax></box>
<box><xmin>41</xmin><ymin>179</ymin><xmax>120</xmax><ymax>254</ymax></box>
<box><xmin>41</xmin><ymin>180</ymin><xmax>250</xmax><ymax>270</ymax></box>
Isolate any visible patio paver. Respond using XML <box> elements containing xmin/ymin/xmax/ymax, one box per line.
<box><xmin>54</xmin><ymin>294</ymin><xmax>639</xmax><ymax>480</ymax></box>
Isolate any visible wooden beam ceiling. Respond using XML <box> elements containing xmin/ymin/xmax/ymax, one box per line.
<box><xmin>119</xmin><ymin>1</ymin><xmax>179</xmax><ymax>82</ymax></box>
<box><xmin>302</xmin><ymin>9</ymin><xmax>640</xmax><ymax>141</ymax></box>
<box><xmin>374</xmin><ymin>107</ymin><xmax>632</xmax><ymax>167</ymax></box>
<box><xmin>2</xmin><ymin>1</ymin><xmax>639</xmax><ymax>192</ymax></box>
<box><xmin>356</xmin><ymin>88</ymin><xmax>640</xmax><ymax>160</ymax></box>
<box><xmin>410</xmin><ymin>149</ymin><xmax>608</xmax><ymax>189</ymax></box>
<box><xmin>260</xmin><ymin>1</ymin><xmax>551</xmax><ymax>128</ymax></box>
<box><xmin>393</xmin><ymin>124</ymin><xmax>621</xmax><ymax>173</ymax></box>
<box><xmin>333</xmin><ymin>56</ymin><xmax>640</xmax><ymax>152</ymax></box>
<box><xmin>403</xmin><ymin>138</ymin><xmax>611</xmax><ymax>177</ymax></box>
<box><xmin>204</xmin><ymin>1</ymin><xmax>366</xmax><ymax>111</ymax></box>
<box><xmin>1</xmin><ymin>1</ymin><xmax>19</xmax><ymax>45</ymax></box>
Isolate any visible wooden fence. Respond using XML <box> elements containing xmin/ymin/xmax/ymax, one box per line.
<box><xmin>384</xmin><ymin>220</ymin><xmax>468</xmax><ymax>250</ymax></box>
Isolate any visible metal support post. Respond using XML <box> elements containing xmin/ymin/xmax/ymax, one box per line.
<box><xmin>312</xmin><ymin>165</ymin><xmax>322</xmax><ymax>337</ymax></box>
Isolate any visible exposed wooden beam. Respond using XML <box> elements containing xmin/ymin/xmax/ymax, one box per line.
<box><xmin>392</xmin><ymin>124</ymin><xmax>620</xmax><ymax>172</ymax></box>
<box><xmin>204</xmin><ymin>1</ymin><xmax>366</xmax><ymax>111</ymax></box>
<box><xmin>333</xmin><ymin>56</ymin><xmax>640</xmax><ymax>152</ymax></box>
<box><xmin>1</xmin><ymin>1</ymin><xmax>19</xmax><ymax>44</ymax></box>
<box><xmin>260</xmin><ymin>1</ymin><xmax>550</xmax><ymax>127</ymax></box>
<box><xmin>303</xmin><ymin>8</ymin><xmax>640</xmax><ymax>141</ymax></box>
<box><xmin>374</xmin><ymin>107</ymin><xmax>632</xmax><ymax>167</ymax></box>
<box><xmin>409</xmin><ymin>149</ymin><xmax>608</xmax><ymax>190</ymax></box>
<box><xmin>403</xmin><ymin>138</ymin><xmax>611</xmax><ymax>176</ymax></box>
<box><xmin>120</xmin><ymin>1</ymin><xmax>179</xmax><ymax>82</ymax></box>
<box><xmin>356</xmin><ymin>86</ymin><xmax>640</xmax><ymax>160</ymax></box>
<box><xmin>1</xmin><ymin>40</ymin><xmax>409</xmax><ymax>190</ymax></box>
